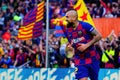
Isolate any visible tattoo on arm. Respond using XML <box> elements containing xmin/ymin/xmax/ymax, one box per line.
<box><xmin>89</xmin><ymin>29</ymin><xmax>102</xmax><ymax>44</ymax></box>
<box><xmin>91</xmin><ymin>29</ymin><xmax>99</xmax><ymax>36</ymax></box>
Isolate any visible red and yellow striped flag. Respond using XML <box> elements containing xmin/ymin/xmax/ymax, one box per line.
<box><xmin>18</xmin><ymin>1</ymin><xmax>44</xmax><ymax>40</ymax></box>
<box><xmin>73</xmin><ymin>0</ymin><xmax>95</xmax><ymax>27</ymax></box>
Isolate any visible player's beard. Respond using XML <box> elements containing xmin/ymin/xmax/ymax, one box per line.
<box><xmin>67</xmin><ymin>21</ymin><xmax>75</xmax><ymax>28</ymax></box>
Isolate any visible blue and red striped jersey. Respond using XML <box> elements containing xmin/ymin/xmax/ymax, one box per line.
<box><xmin>62</xmin><ymin>21</ymin><xmax>100</xmax><ymax>65</ymax></box>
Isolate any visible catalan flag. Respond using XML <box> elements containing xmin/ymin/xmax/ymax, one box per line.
<box><xmin>18</xmin><ymin>1</ymin><xmax>44</xmax><ymax>40</ymax></box>
<box><xmin>73</xmin><ymin>0</ymin><xmax>95</xmax><ymax>27</ymax></box>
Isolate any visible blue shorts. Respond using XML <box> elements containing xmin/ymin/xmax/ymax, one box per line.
<box><xmin>75</xmin><ymin>60</ymin><xmax>100</xmax><ymax>80</ymax></box>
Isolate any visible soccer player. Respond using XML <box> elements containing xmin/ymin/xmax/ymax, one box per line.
<box><xmin>52</xmin><ymin>9</ymin><xmax>102</xmax><ymax>80</ymax></box>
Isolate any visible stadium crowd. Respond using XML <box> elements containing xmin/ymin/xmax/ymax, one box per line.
<box><xmin>0</xmin><ymin>0</ymin><xmax>120</xmax><ymax>68</ymax></box>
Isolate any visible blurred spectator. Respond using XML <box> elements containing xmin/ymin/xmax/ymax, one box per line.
<box><xmin>14</xmin><ymin>47</ymin><xmax>28</xmax><ymax>67</ymax></box>
<box><xmin>0</xmin><ymin>12</ymin><xmax>5</xmax><ymax>36</ymax></box>
<box><xmin>1</xmin><ymin>53</ymin><xmax>12</xmax><ymax>68</ymax></box>
<box><xmin>105</xmin><ymin>10</ymin><xmax>114</xmax><ymax>18</ymax></box>
<box><xmin>102</xmin><ymin>44</ymin><xmax>115</xmax><ymax>68</ymax></box>
<box><xmin>0</xmin><ymin>43</ymin><xmax>4</xmax><ymax>56</ymax></box>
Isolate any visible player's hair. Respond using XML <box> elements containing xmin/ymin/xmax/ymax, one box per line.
<box><xmin>66</xmin><ymin>8</ymin><xmax>78</xmax><ymax>19</ymax></box>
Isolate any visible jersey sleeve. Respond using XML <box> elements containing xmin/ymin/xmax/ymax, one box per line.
<box><xmin>81</xmin><ymin>22</ymin><xmax>94</xmax><ymax>33</ymax></box>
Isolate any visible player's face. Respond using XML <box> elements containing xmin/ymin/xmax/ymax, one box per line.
<box><xmin>66</xmin><ymin>10</ymin><xmax>77</xmax><ymax>28</ymax></box>
<box><xmin>66</xmin><ymin>12</ymin><xmax>75</xmax><ymax>22</ymax></box>
<box><xmin>66</xmin><ymin>10</ymin><xmax>77</xmax><ymax>22</ymax></box>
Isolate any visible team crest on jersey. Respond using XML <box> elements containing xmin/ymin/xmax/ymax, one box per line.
<box><xmin>78</xmin><ymin>31</ymin><xmax>82</xmax><ymax>36</ymax></box>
